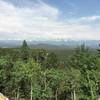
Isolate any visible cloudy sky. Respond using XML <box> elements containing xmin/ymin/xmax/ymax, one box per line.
<box><xmin>0</xmin><ymin>0</ymin><xmax>100</xmax><ymax>40</ymax></box>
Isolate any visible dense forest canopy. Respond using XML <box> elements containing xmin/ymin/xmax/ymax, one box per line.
<box><xmin>0</xmin><ymin>40</ymin><xmax>100</xmax><ymax>100</ymax></box>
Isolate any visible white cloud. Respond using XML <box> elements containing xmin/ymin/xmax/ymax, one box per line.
<box><xmin>70</xmin><ymin>16</ymin><xmax>100</xmax><ymax>23</ymax></box>
<box><xmin>80</xmin><ymin>16</ymin><xmax>100</xmax><ymax>21</ymax></box>
<box><xmin>0</xmin><ymin>0</ymin><xmax>100</xmax><ymax>40</ymax></box>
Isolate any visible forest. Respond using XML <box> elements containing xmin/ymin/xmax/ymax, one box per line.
<box><xmin>0</xmin><ymin>40</ymin><xmax>100</xmax><ymax>100</ymax></box>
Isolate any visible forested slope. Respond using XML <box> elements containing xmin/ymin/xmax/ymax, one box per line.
<box><xmin>0</xmin><ymin>40</ymin><xmax>100</xmax><ymax>100</ymax></box>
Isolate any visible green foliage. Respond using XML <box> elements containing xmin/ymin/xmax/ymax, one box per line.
<box><xmin>46</xmin><ymin>52</ymin><xmax>58</xmax><ymax>68</ymax></box>
<box><xmin>98</xmin><ymin>44</ymin><xmax>100</xmax><ymax>57</ymax></box>
<box><xmin>0</xmin><ymin>41</ymin><xmax>99</xmax><ymax>100</ymax></box>
<box><xmin>69</xmin><ymin>44</ymin><xmax>98</xmax><ymax>70</ymax></box>
<box><xmin>20</xmin><ymin>40</ymin><xmax>30</xmax><ymax>61</ymax></box>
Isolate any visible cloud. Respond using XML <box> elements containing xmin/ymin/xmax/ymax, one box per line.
<box><xmin>79</xmin><ymin>16</ymin><xmax>100</xmax><ymax>22</ymax></box>
<box><xmin>0</xmin><ymin>0</ymin><xmax>59</xmax><ymax>33</ymax></box>
<box><xmin>0</xmin><ymin>0</ymin><xmax>100</xmax><ymax>40</ymax></box>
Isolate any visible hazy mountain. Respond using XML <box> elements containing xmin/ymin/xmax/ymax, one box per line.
<box><xmin>0</xmin><ymin>40</ymin><xmax>99</xmax><ymax>49</ymax></box>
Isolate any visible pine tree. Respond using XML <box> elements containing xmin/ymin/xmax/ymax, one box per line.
<box><xmin>20</xmin><ymin>40</ymin><xmax>30</xmax><ymax>61</ymax></box>
<box><xmin>98</xmin><ymin>44</ymin><xmax>100</xmax><ymax>57</ymax></box>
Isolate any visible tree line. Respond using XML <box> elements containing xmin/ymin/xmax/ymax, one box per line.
<box><xmin>0</xmin><ymin>40</ymin><xmax>100</xmax><ymax>100</ymax></box>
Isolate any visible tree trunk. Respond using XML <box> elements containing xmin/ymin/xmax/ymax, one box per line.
<box><xmin>43</xmin><ymin>72</ymin><xmax>47</xmax><ymax>100</ymax></box>
<box><xmin>55</xmin><ymin>88</ymin><xmax>58</xmax><ymax>100</ymax></box>
<box><xmin>30</xmin><ymin>81</ymin><xmax>33</xmax><ymax>100</ymax></box>
<box><xmin>16</xmin><ymin>87</ymin><xmax>20</xmax><ymax>100</ymax></box>
<box><xmin>90</xmin><ymin>86</ymin><xmax>94</xmax><ymax>100</ymax></box>
<box><xmin>14</xmin><ymin>92</ymin><xmax>16</xmax><ymax>100</ymax></box>
<box><xmin>97</xmin><ymin>95</ymin><xmax>100</xmax><ymax>100</ymax></box>
<box><xmin>87</xmin><ymin>71</ymin><xmax>94</xmax><ymax>100</ymax></box>
<box><xmin>73</xmin><ymin>89</ymin><xmax>76</xmax><ymax>100</ymax></box>
<box><xmin>97</xmin><ymin>97</ymin><xmax>100</xmax><ymax>100</ymax></box>
<box><xmin>71</xmin><ymin>91</ymin><xmax>73</xmax><ymax>100</ymax></box>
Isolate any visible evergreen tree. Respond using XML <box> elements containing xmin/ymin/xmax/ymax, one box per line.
<box><xmin>20</xmin><ymin>40</ymin><xmax>30</xmax><ymax>61</ymax></box>
<box><xmin>98</xmin><ymin>44</ymin><xmax>100</xmax><ymax>57</ymax></box>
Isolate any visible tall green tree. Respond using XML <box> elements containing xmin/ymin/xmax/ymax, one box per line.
<box><xmin>46</xmin><ymin>52</ymin><xmax>58</xmax><ymax>68</ymax></box>
<box><xmin>68</xmin><ymin>44</ymin><xmax>98</xmax><ymax>100</ymax></box>
<box><xmin>34</xmin><ymin>49</ymin><xmax>48</xmax><ymax>67</ymax></box>
<box><xmin>98</xmin><ymin>44</ymin><xmax>100</xmax><ymax>57</ymax></box>
<box><xmin>20</xmin><ymin>40</ymin><xmax>30</xmax><ymax>61</ymax></box>
<box><xmin>13</xmin><ymin>59</ymin><xmax>42</xmax><ymax>100</ymax></box>
<box><xmin>0</xmin><ymin>56</ymin><xmax>14</xmax><ymax>99</ymax></box>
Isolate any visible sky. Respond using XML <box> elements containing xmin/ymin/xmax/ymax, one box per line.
<box><xmin>0</xmin><ymin>0</ymin><xmax>100</xmax><ymax>40</ymax></box>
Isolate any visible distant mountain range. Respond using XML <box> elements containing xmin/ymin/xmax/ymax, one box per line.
<box><xmin>0</xmin><ymin>40</ymin><xmax>99</xmax><ymax>49</ymax></box>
